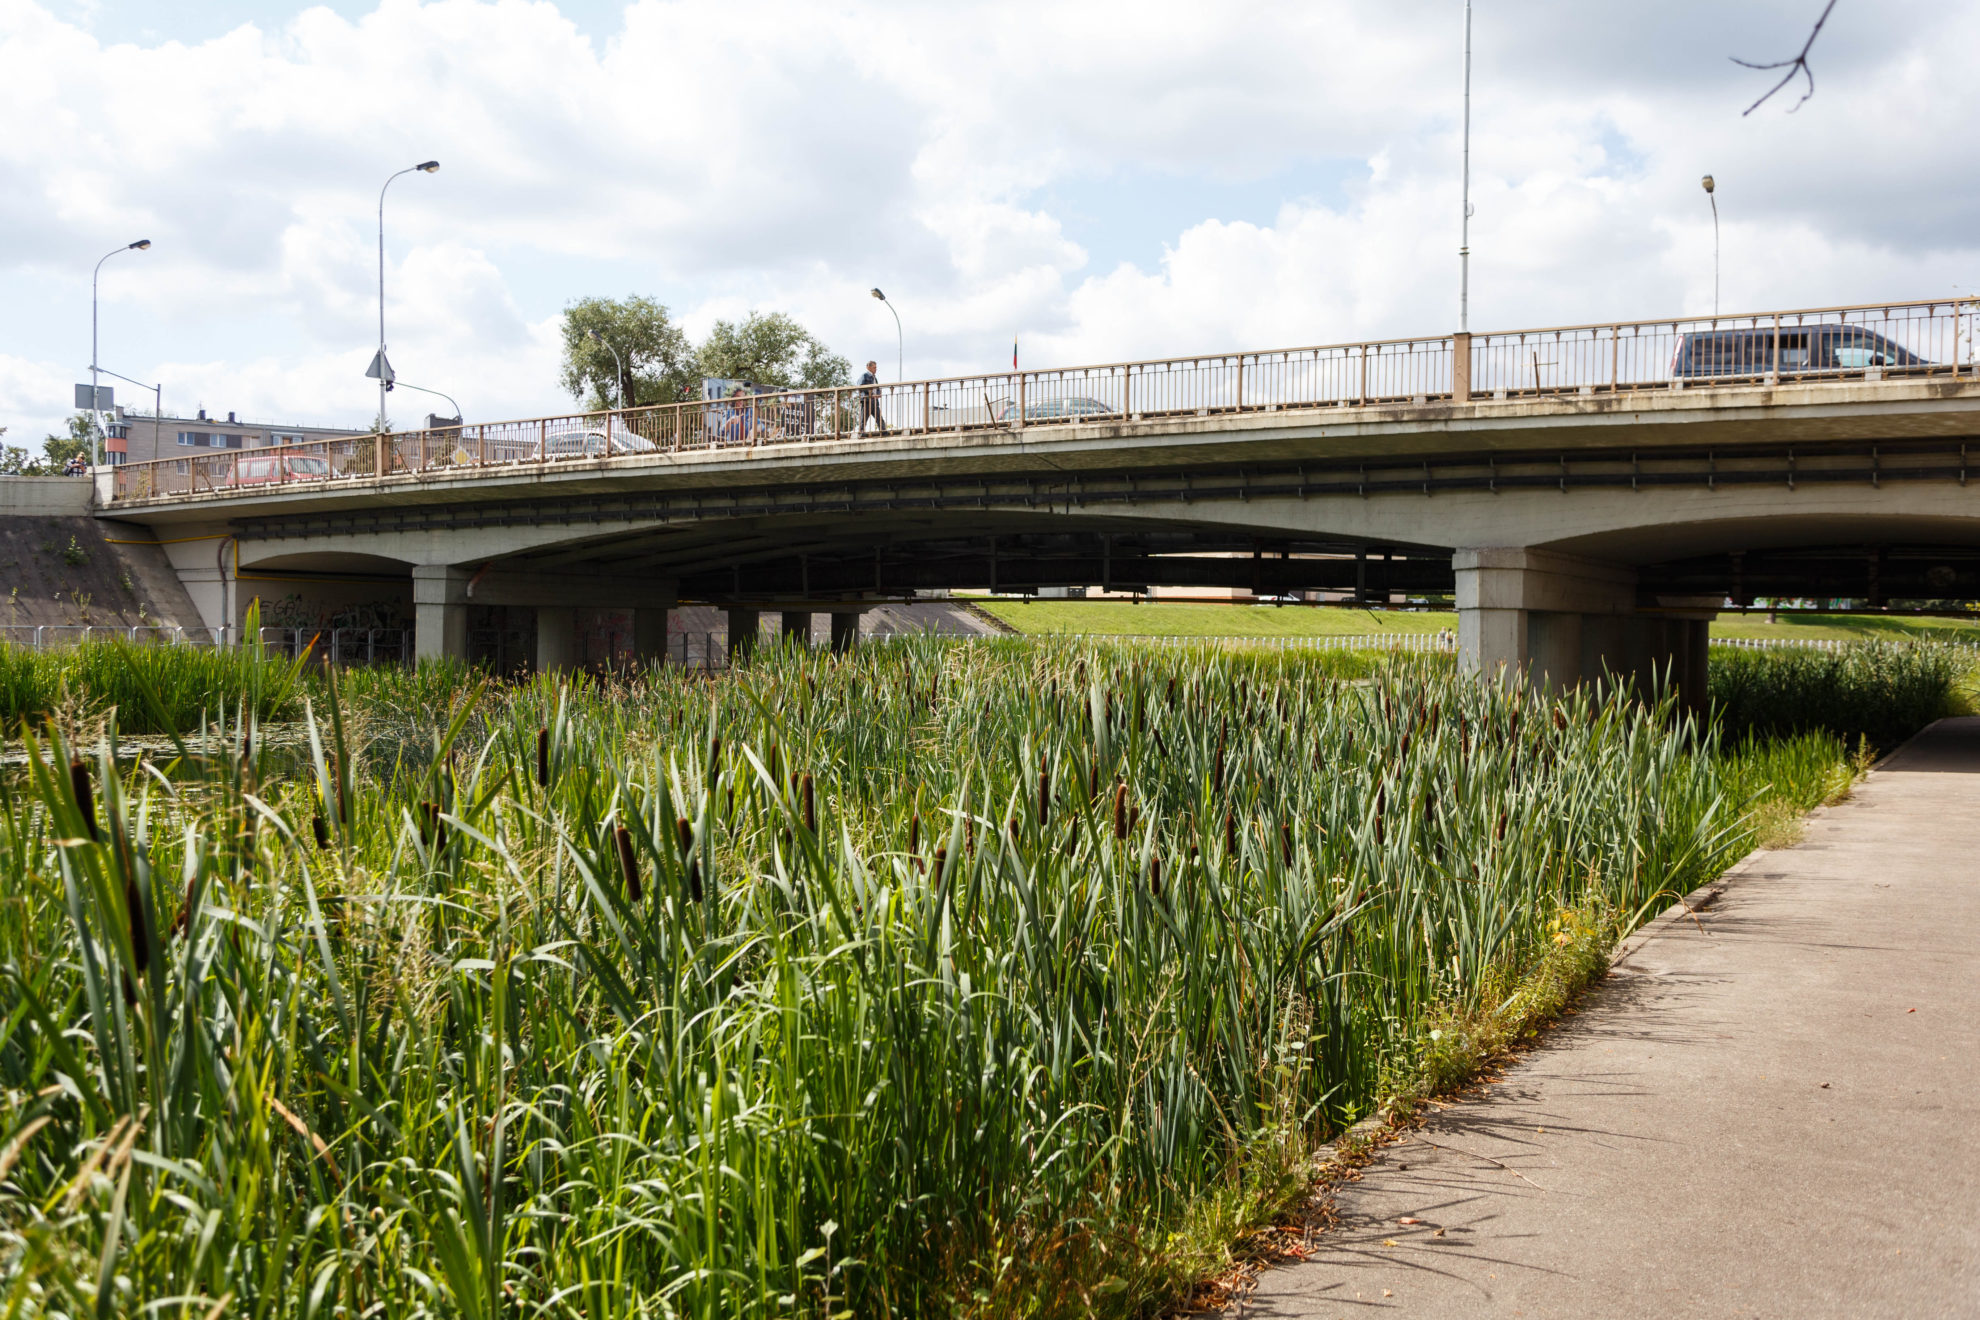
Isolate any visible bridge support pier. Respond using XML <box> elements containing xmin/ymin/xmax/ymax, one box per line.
<box><xmin>726</xmin><ymin>607</ymin><xmax>760</xmax><ymax>664</ymax></box>
<box><xmin>780</xmin><ymin>611</ymin><xmax>814</xmax><ymax>647</ymax></box>
<box><xmin>1455</xmin><ymin>548</ymin><xmax>1710</xmax><ymax>708</ymax></box>
<box><xmin>536</xmin><ymin>607</ymin><xmax>577</xmax><ymax>672</ymax></box>
<box><xmin>413</xmin><ymin>566</ymin><xmax>470</xmax><ymax>663</ymax></box>
<box><xmin>633</xmin><ymin>608</ymin><xmax>669</xmax><ymax>665</ymax></box>
<box><xmin>830</xmin><ymin>611</ymin><xmax>859</xmax><ymax>654</ymax></box>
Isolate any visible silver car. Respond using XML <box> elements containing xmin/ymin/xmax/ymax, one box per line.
<box><xmin>532</xmin><ymin>427</ymin><xmax>658</xmax><ymax>460</ymax></box>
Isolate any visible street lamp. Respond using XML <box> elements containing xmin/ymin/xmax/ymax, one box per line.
<box><xmin>392</xmin><ymin>380</ymin><xmax>463</xmax><ymax>424</ymax></box>
<box><xmin>1702</xmin><ymin>174</ymin><xmax>1719</xmax><ymax>319</ymax></box>
<box><xmin>374</xmin><ymin>160</ymin><xmax>439</xmax><ymax>431</ymax></box>
<box><xmin>1459</xmin><ymin>0</ymin><xmax>1473</xmax><ymax>333</ymax></box>
<box><xmin>871</xmin><ymin>287</ymin><xmax>902</xmax><ymax>381</ymax></box>
<box><xmin>586</xmin><ymin>328</ymin><xmax>626</xmax><ymax>410</ymax></box>
<box><xmin>91</xmin><ymin>238</ymin><xmax>151</xmax><ymax>467</ymax></box>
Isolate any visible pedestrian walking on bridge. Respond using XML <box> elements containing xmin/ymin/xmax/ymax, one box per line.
<box><xmin>857</xmin><ymin>361</ymin><xmax>889</xmax><ymax>435</ymax></box>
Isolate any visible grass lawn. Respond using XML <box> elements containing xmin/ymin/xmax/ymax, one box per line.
<box><xmin>969</xmin><ymin>597</ymin><xmax>1980</xmax><ymax>645</ymax></box>
<box><xmin>1708</xmin><ymin>612</ymin><xmax>1980</xmax><ymax>644</ymax></box>
<box><xmin>969</xmin><ymin>597</ymin><xmax>1458</xmax><ymax>637</ymax></box>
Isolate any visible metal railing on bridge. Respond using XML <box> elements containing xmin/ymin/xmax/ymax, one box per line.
<box><xmin>109</xmin><ymin>295</ymin><xmax>1980</xmax><ymax>504</ymax></box>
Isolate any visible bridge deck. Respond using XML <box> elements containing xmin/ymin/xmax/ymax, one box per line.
<box><xmin>105</xmin><ymin>296</ymin><xmax>1980</xmax><ymax>522</ymax></box>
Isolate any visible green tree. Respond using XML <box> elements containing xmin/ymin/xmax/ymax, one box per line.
<box><xmin>44</xmin><ymin>413</ymin><xmax>95</xmax><ymax>469</ymax></box>
<box><xmin>696</xmin><ymin>311</ymin><xmax>850</xmax><ymax>391</ymax></box>
<box><xmin>1</xmin><ymin>415</ymin><xmax>94</xmax><ymax>474</ymax></box>
<box><xmin>559</xmin><ymin>296</ymin><xmax>696</xmax><ymax>411</ymax></box>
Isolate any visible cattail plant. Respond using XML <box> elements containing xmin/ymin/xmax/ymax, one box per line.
<box><xmin>70</xmin><ymin>759</ymin><xmax>97</xmax><ymax>840</ymax></box>
<box><xmin>615</xmin><ymin>825</ymin><xmax>641</xmax><ymax>902</ymax></box>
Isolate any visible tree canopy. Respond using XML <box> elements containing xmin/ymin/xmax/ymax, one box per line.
<box><xmin>559</xmin><ymin>299</ymin><xmax>849</xmax><ymax>411</ymax></box>
<box><xmin>558</xmin><ymin>295</ymin><xmax>696</xmax><ymax>411</ymax></box>
<box><xmin>696</xmin><ymin>311</ymin><xmax>850</xmax><ymax>392</ymax></box>
<box><xmin>0</xmin><ymin>414</ymin><xmax>92</xmax><ymax>475</ymax></box>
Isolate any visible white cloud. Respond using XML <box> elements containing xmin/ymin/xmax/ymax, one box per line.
<box><xmin>1</xmin><ymin>0</ymin><xmax>1978</xmax><ymax>444</ymax></box>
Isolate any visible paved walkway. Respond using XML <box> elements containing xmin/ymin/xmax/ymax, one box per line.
<box><xmin>1255</xmin><ymin>718</ymin><xmax>1980</xmax><ymax>1319</ymax></box>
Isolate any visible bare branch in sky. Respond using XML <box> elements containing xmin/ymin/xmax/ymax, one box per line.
<box><xmin>1732</xmin><ymin>0</ymin><xmax>1838</xmax><ymax>115</ymax></box>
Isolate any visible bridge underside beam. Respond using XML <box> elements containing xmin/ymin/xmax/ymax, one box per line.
<box><xmin>640</xmin><ymin>530</ymin><xmax>1452</xmax><ymax>600</ymax></box>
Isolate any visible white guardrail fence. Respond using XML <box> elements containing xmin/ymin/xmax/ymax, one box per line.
<box><xmin>1</xmin><ymin>623</ymin><xmax>1967</xmax><ymax>664</ymax></box>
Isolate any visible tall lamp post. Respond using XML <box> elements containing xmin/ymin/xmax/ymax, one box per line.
<box><xmin>92</xmin><ymin>239</ymin><xmax>151</xmax><ymax>467</ymax></box>
<box><xmin>870</xmin><ymin>288</ymin><xmax>902</xmax><ymax>381</ymax></box>
<box><xmin>1702</xmin><ymin>174</ymin><xmax>1719</xmax><ymax>319</ymax></box>
<box><xmin>586</xmin><ymin>328</ymin><xmax>627</xmax><ymax>409</ymax></box>
<box><xmin>375</xmin><ymin>160</ymin><xmax>439</xmax><ymax>431</ymax></box>
<box><xmin>1458</xmin><ymin>0</ymin><xmax>1473</xmax><ymax>333</ymax></box>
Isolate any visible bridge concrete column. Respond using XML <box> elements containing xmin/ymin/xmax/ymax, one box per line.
<box><xmin>780</xmin><ymin>611</ymin><xmax>814</xmax><ymax>647</ymax></box>
<box><xmin>536</xmin><ymin>607</ymin><xmax>577</xmax><ymax>672</ymax></box>
<box><xmin>726</xmin><ymin>607</ymin><xmax>760</xmax><ymax>664</ymax></box>
<box><xmin>633</xmin><ymin>608</ymin><xmax>669</xmax><ymax>665</ymax></box>
<box><xmin>412</xmin><ymin>566</ymin><xmax>470</xmax><ymax>662</ymax></box>
<box><xmin>830</xmin><ymin>610</ymin><xmax>860</xmax><ymax>654</ymax></box>
<box><xmin>1455</xmin><ymin>548</ymin><xmax>1710</xmax><ymax>707</ymax></box>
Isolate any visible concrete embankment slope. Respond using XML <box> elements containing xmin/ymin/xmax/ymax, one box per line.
<box><xmin>1255</xmin><ymin>719</ymin><xmax>1980</xmax><ymax>1319</ymax></box>
<box><xmin>0</xmin><ymin>478</ymin><xmax>205</xmax><ymax>630</ymax></box>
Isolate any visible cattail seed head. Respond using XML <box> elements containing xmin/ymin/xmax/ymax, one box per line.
<box><xmin>311</xmin><ymin>814</ymin><xmax>330</xmax><ymax>850</ymax></box>
<box><xmin>688</xmin><ymin>858</ymin><xmax>703</xmax><ymax>904</ymax></box>
<box><xmin>966</xmin><ymin>817</ymin><xmax>976</xmax><ymax>856</ymax></box>
<box><xmin>535</xmin><ymin>728</ymin><xmax>550</xmax><ymax>787</ymax></box>
<box><xmin>1281</xmin><ymin>821</ymin><xmax>1293</xmax><ymax>865</ymax></box>
<box><xmin>1496</xmin><ymin>809</ymin><xmax>1508</xmax><ymax>841</ymax></box>
<box><xmin>614</xmin><ymin>825</ymin><xmax>641</xmax><ymax>903</ymax></box>
<box><xmin>908</xmin><ymin>815</ymin><xmax>919</xmax><ymax>854</ymax></box>
<box><xmin>1113</xmin><ymin>783</ymin><xmax>1129</xmax><ymax>839</ymax></box>
<box><xmin>1224</xmin><ymin>810</ymin><xmax>1237</xmax><ymax>853</ymax></box>
<box><xmin>800</xmin><ymin>774</ymin><xmax>815</xmax><ymax>833</ymax></box>
<box><xmin>1037</xmin><ymin>764</ymin><xmax>1050</xmax><ymax>827</ymax></box>
<box><xmin>676</xmin><ymin>816</ymin><xmax>693</xmax><ymax>855</ymax></box>
<box><xmin>125</xmin><ymin>876</ymin><xmax>149</xmax><ymax>976</ymax></box>
<box><xmin>69</xmin><ymin>760</ymin><xmax>98</xmax><ymax>841</ymax></box>
<box><xmin>421</xmin><ymin>801</ymin><xmax>445</xmax><ymax>851</ymax></box>
<box><xmin>932</xmin><ymin>845</ymin><xmax>948</xmax><ymax>880</ymax></box>
<box><xmin>1149</xmin><ymin>856</ymin><xmax>1162</xmax><ymax>898</ymax></box>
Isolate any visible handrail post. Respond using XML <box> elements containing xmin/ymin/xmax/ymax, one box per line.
<box><xmin>1609</xmin><ymin>326</ymin><xmax>1620</xmax><ymax>392</ymax></box>
<box><xmin>1016</xmin><ymin>371</ymin><xmax>1026</xmax><ymax>428</ymax></box>
<box><xmin>1770</xmin><ymin>313</ymin><xmax>1781</xmax><ymax>384</ymax></box>
<box><xmin>1451</xmin><ymin>332</ymin><xmax>1472</xmax><ymax>400</ymax></box>
<box><xmin>1235</xmin><ymin>355</ymin><xmax>1245</xmax><ymax>410</ymax></box>
<box><xmin>1122</xmin><ymin>365</ymin><xmax>1132</xmax><ymax>418</ymax></box>
<box><xmin>1358</xmin><ymin>345</ymin><xmax>1369</xmax><ymax>405</ymax></box>
<box><xmin>922</xmin><ymin>382</ymin><xmax>930</xmax><ymax>434</ymax></box>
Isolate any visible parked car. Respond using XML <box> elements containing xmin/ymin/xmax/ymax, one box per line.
<box><xmin>1672</xmin><ymin>324</ymin><xmax>1926</xmax><ymax>378</ymax></box>
<box><xmin>231</xmin><ymin>451</ymin><xmax>333</xmax><ymax>484</ymax></box>
<box><xmin>531</xmin><ymin>427</ymin><xmax>658</xmax><ymax>459</ymax></box>
<box><xmin>989</xmin><ymin>396</ymin><xmax>1114</xmax><ymax>422</ymax></box>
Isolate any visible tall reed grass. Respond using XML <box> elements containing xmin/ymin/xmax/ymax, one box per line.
<box><xmin>0</xmin><ymin>639</ymin><xmax>1851</xmax><ymax>1318</ymax></box>
<box><xmin>0</xmin><ymin>609</ymin><xmax>306</xmax><ymax>736</ymax></box>
<box><xmin>1709</xmin><ymin>640</ymin><xmax>1968</xmax><ymax>751</ymax></box>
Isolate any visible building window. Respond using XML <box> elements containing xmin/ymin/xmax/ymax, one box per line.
<box><xmin>177</xmin><ymin>431</ymin><xmax>202</xmax><ymax>446</ymax></box>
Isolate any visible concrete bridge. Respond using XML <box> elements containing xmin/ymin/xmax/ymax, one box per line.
<box><xmin>97</xmin><ymin>295</ymin><xmax>1980</xmax><ymax>695</ymax></box>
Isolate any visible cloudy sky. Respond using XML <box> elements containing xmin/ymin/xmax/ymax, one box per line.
<box><xmin>3</xmin><ymin>0</ymin><xmax>1976</xmax><ymax>443</ymax></box>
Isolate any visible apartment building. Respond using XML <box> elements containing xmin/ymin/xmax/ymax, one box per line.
<box><xmin>104</xmin><ymin>406</ymin><xmax>368</xmax><ymax>466</ymax></box>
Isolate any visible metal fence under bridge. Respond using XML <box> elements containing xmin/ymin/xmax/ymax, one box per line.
<box><xmin>108</xmin><ymin>296</ymin><xmax>1980</xmax><ymax>503</ymax></box>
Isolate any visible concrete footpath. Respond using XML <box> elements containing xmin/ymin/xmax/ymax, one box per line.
<box><xmin>1254</xmin><ymin>717</ymin><xmax>1980</xmax><ymax>1319</ymax></box>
